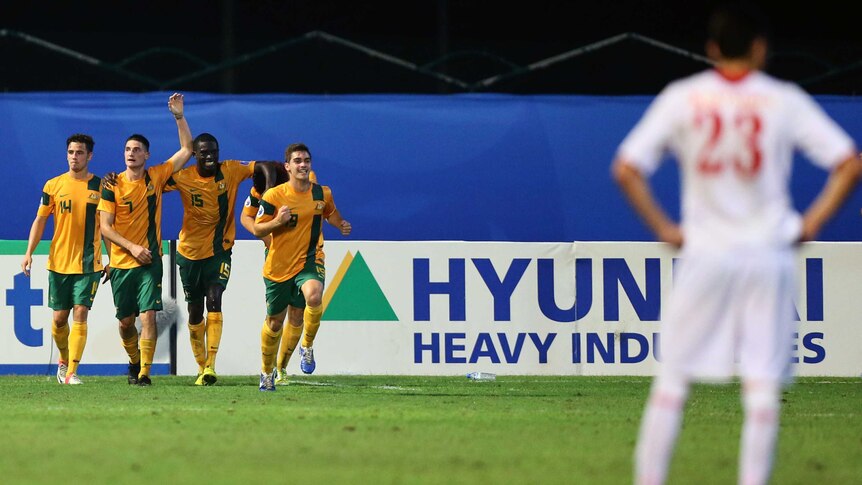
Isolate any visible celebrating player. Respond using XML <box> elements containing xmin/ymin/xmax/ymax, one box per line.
<box><xmin>164</xmin><ymin>133</ymin><xmax>269</xmax><ymax>386</ymax></box>
<box><xmin>612</xmin><ymin>5</ymin><xmax>861</xmax><ymax>484</ymax></box>
<box><xmin>98</xmin><ymin>93</ymin><xmax>194</xmax><ymax>386</ymax></box>
<box><xmin>240</xmin><ymin>144</ymin><xmax>321</xmax><ymax>385</ymax></box>
<box><xmin>252</xmin><ymin>143</ymin><xmax>351</xmax><ymax>391</ymax></box>
<box><xmin>21</xmin><ymin>134</ymin><xmax>107</xmax><ymax>385</ymax></box>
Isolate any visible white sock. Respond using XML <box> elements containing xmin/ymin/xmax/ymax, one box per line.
<box><xmin>739</xmin><ymin>381</ymin><xmax>780</xmax><ymax>485</ymax></box>
<box><xmin>635</xmin><ymin>373</ymin><xmax>689</xmax><ymax>485</ymax></box>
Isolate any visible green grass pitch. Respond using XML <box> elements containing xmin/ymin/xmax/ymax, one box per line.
<box><xmin>0</xmin><ymin>375</ymin><xmax>858</xmax><ymax>484</ymax></box>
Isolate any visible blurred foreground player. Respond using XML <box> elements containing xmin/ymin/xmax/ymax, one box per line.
<box><xmin>612</xmin><ymin>4</ymin><xmax>861</xmax><ymax>484</ymax></box>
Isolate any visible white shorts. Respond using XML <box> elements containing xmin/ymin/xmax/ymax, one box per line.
<box><xmin>658</xmin><ymin>248</ymin><xmax>796</xmax><ymax>383</ymax></box>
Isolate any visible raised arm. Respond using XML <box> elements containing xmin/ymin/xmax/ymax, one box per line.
<box><xmin>166</xmin><ymin>93</ymin><xmax>193</xmax><ymax>173</ymax></box>
<box><xmin>21</xmin><ymin>215</ymin><xmax>48</xmax><ymax>276</ymax></box>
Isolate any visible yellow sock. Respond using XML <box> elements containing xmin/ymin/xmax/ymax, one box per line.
<box><xmin>139</xmin><ymin>338</ymin><xmax>155</xmax><ymax>377</ymax></box>
<box><xmin>261</xmin><ymin>323</ymin><xmax>279</xmax><ymax>374</ymax></box>
<box><xmin>67</xmin><ymin>322</ymin><xmax>88</xmax><ymax>376</ymax></box>
<box><xmin>188</xmin><ymin>321</ymin><xmax>206</xmax><ymax>372</ymax></box>
<box><xmin>301</xmin><ymin>305</ymin><xmax>322</xmax><ymax>348</ymax></box>
<box><xmin>52</xmin><ymin>322</ymin><xmax>70</xmax><ymax>364</ymax></box>
<box><xmin>121</xmin><ymin>333</ymin><xmax>140</xmax><ymax>365</ymax></box>
<box><xmin>269</xmin><ymin>325</ymin><xmax>283</xmax><ymax>371</ymax></box>
<box><xmin>278</xmin><ymin>323</ymin><xmax>303</xmax><ymax>369</ymax></box>
<box><xmin>204</xmin><ymin>312</ymin><xmax>223</xmax><ymax>369</ymax></box>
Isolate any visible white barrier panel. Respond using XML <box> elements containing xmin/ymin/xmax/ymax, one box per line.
<box><xmin>176</xmin><ymin>241</ymin><xmax>862</xmax><ymax>377</ymax></box>
<box><xmin>0</xmin><ymin>242</ymin><xmax>173</xmax><ymax>375</ymax></box>
<box><xmin>5</xmin><ymin>241</ymin><xmax>860</xmax><ymax>377</ymax></box>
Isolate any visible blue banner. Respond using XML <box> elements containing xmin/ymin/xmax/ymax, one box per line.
<box><xmin>3</xmin><ymin>92</ymin><xmax>860</xmax><ymax>242</ymax></box>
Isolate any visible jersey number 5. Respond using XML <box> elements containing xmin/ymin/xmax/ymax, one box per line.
<box><xmin>695</xmin><ymin>109</ymin><xmax>763</xmax><ymax>177</ymax></box>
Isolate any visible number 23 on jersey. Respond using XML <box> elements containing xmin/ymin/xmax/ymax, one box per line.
<box><xmin>695</xmin><ymin>109</ymin><xmax>763</xmax><ymax>177</ymax></box>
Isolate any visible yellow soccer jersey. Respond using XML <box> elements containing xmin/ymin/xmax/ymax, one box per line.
<box><xmin>242</xmin><ymin>169</ymin><xmax>318</xmax><ymax>218</ymax></box>
<box><xmin>97</xmin><ymin>162</ymin><xmax>173</xmax><ymax>269</ymax></box>
<box><xmin>256</xmin><ymin>182</ymin><xmax>335</xmax><ymax>282</ymax></box>
<box><xmin>241</xmin><ymin>186</ymin><xmax>262</xmax><ymax>219</ymax></box>
<box><xmin>37</xmin><ymin>173</ymin><xmax>104</xmax><ymax>274</ymax></box>
<box><xmin>165</xmin><ymin>160</ymin><xmax>254</xmax><ymax>260</ymax></box>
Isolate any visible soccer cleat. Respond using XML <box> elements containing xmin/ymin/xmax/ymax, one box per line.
<box><xmin>202</xmin><ymin>367</ymin><xmax>217</xmax><ymax>386</ymax></box>
<box><xmin>194</xmin><ymin>373</ymin><xmax>205</xmax><ymax>386</ymax></box>
<box><xmin>259</xmin><ymin>372</ymin><xmax>275</xmax><ymax>392</ymax></box>
<box><xmin>299</xmin><ymin>346</ymin><xmax>316</xmax><ymax>374</ymax></box>
<box><xmin>275</xmin><ymin>367</ymin><xmax>289</xmax><ymax>386</ymax></box>
<box><xmin>56</xmin><ymin>361</ymin><xmax>68</xmax><ymax>384</ymax></box>
<box><xmin>64</xmin><ymin>373</ymin><xmax>82</xmax><ymax>385</ymax></box>
<box><xmin>138</xmin><ymin>375</ymin><xmax>152</xmax><ymax>387</ymax></box>
<box><xmin>128</xmin><ymin>362</ymin><xmax>141</xmax><ymax>385</ymax></box>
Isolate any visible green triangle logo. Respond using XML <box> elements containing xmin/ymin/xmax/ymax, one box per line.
<box><xmin>322</xmin><ymin>251</ymin><xmax>398</xmax><ymax>321</ymax></box>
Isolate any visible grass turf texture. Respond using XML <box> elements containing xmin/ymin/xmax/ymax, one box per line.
<box><xmin>0</xmin><ymin>376</ymin><xmax>858</xmax><ymax>484</ymax></box>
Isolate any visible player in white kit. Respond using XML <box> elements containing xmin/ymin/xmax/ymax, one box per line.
<box><xmin>612</xmin><ymin>4</ymin><xmax>861</xmax><ymax>485</ymax></box>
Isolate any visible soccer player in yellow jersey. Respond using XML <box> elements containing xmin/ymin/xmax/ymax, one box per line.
<box><xmin>252</xmin><ymin>143</ymin><xmax>351</xmax><ymax>391</ymax></box>
<box><xmin>21</xmin><ymin>134</ymin><xmax>107</xmax><ymax>385</ymax></box>
<box><xmin>240</xmin><ymin>146</ymin><xmax>319</xmax><ymax>385</ymax></box>
<box><xmin>98</xmin><ymin>93</ymin><xmax>193</xmax><ymax>386</ymax></box>
<box><xmin>163</xmin><ymin>132</ymin><xmax>258</xmax><ymax>386</ymax></box>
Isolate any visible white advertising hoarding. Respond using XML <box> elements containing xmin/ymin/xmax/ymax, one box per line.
<box><xmin>3</xmin><ymin>240</ymin><xmax>860</xmax><ymax>377</ymax></box>
<box><xmin>181</xmin><ymin>241</ymin><xmax>862</xmax><ymax>377</ymax></box>
<box><xmin>0</xmin><ymin>242</ymin><xmax>172</xmax><ymax>375</ymax></box>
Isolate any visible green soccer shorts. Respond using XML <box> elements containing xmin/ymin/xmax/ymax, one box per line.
<box><xmin>47</xmin><ymin>271</ymin><xmax>102</xmax><ymax>310</ymax></box>
<box><xmin>109</xmin><ymin>261</ymin><xmax>163</xmax><ymax>319</ymax></box>
<box><xmin>264</xmin><ymin>263</ymin><xmax>325</xmax><ymax>316</ymax></box>
<box><xmin>177</xmin><ymin>250</ymin><xmax>232</xmax><ymax>303</ymax></box>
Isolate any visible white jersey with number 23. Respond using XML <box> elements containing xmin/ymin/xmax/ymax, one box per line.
<box><xmin>617</xmin><ymin>69</ymin><xmax>855</xmax><ymax>253</ymax></box>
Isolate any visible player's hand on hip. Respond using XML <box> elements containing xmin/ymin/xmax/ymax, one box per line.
<box><xmin>340</xmin><ymin>220</ymin><xmax>352</xmax><ymax>236</ymax></box>
<box><xmin>799</xmin><ymin>217</ymin><xmax>821</xmax><ymax>243</ymax></box>
<box><xmin>130</xmin><ymin>245</ymin><xmax>153</xmax><ymax>264</ymax></box>
<box><xmin>101</xmin><ymin>265</ymin><xmax>111</xmax><ymax>284</ymax></box>
<box><xmin>21</xmin><ymin>256</ymin><xmax>32</xmax><ymax>276</ymax></box>
<box><xmin>658</xmin><ymin>224</ymin><xmax>683</xmax><ymax>249</ymax></box>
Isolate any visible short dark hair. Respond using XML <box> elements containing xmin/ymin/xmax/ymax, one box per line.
<box><xmin>708</xmin><ymin>3</ymin><xmax>770</xmax><ymax>59</ymax></box>
<box><xmin>284</xmin><ymin>143</ymin><xmax>311</xmax><ymax>161</ymax></box>
<box><xmin>193</xmin><ymin>132</ymin><xmax>219</xmax><ymax>149</ymax></box>
<box><xmin>66</xmin><ymin>133</ymin><xmax>94</xmax><ymax>153</ymax></box>
<box><xmin>126</xmin><ymin>134</ymin><xmax>150</xmax><ymax>152</ymax></box>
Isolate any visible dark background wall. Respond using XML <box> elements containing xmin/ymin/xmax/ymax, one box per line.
<box><xmin>3</xmin><ymin>0</ymin><xmax>860</xmax><ymax>95</ymax></box>
<box><xmin>2</xmin><ymin>1</ymin><xmax>860</xmax><ymax>243</ymax></box>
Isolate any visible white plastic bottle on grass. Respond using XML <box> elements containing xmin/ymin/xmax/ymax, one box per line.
<box><xmin>466</xmin><ymin>372</ymin><xmax>496</xmax><ymax>381</ymax></box>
